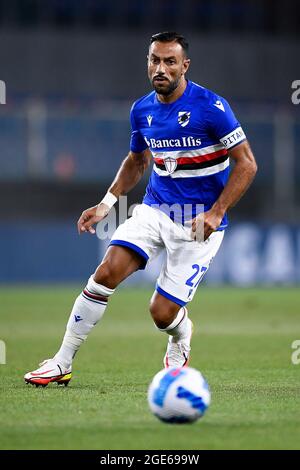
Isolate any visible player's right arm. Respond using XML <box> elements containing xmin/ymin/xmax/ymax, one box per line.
<box><xmin>77</xmin><ymin>148</ymin><xmax>151</xmax><ymax>234</ymax></box>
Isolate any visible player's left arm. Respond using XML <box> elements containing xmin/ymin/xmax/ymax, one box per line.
<box><xmin>192</xmin><ymin>93</ymin><xmax>258</xmax><ymax>241</ymax></box>
<box><xmin>193</xmin><ymin>140</ymin><xmax>257</xmax><ymax>240</ymax></box>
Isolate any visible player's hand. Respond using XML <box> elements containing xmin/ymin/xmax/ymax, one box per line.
<box><xmin>191</xmin><ymin>209</ymin><xmax>223</xmax><ymax>241</ymax></box>
<box><xmin>77</xmin><ymin>203</ymin><xmax>110</xmax><ymax>235</ymax></box>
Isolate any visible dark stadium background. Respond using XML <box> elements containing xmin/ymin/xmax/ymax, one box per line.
<box><xmin>0</xmin><ymin>0</ymin><xmax>299</xmax><ymax>285</ymax></box>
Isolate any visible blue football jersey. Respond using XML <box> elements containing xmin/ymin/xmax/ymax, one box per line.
<box><xmin>130</xmin><ymin>80</ymin><xmax>246</xmax><ymax>228</ymax></box>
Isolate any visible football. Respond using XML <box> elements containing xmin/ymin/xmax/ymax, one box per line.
<box><xmin>147</xmin><ymin>366</ymin><xmax>211</xmax><ymax>424</ymax></box>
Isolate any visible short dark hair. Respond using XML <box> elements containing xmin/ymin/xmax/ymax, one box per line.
<box><xmin>150</xmin><ymin>32</ymin><xmax>189</xmax><ymax>57</ymax></box>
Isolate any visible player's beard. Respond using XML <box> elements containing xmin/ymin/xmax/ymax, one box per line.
<box><xmin>151</xmin><ymin>75</ymin><xmax>181</xmax><ymax>96</ymax></box>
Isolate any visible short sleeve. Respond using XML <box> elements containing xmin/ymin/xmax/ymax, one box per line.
<box><xmin>206</xmin><ymin>95</ymin><xmax>247</xmax><ymax>150</ymax></box>
<box><xmin>130</xmin><ymin>104</ymin><xmax>148</xmax><ymax>153</ymax></box>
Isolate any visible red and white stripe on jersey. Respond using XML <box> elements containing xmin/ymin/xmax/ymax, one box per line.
<box><xmin>152</xmin><ymin>143</ymin><xmax>229</xmax><ymax>178</ymax></box>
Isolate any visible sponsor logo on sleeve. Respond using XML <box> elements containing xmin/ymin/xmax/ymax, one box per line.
<box><xmin>213</xmin><ymin>100</ymin><xmax>225</xmax><ymax>112</ymax></box>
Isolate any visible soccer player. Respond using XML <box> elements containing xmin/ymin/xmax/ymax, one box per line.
<box><xmin>25</xmin><ymin>32</ymin><xmax>257</xmax><ymax>387</ymax></box>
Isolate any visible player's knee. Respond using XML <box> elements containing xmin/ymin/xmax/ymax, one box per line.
<box><xmin>93</xmin><ymin>261</ymin><xmax>119</xmax><ymax>290</ymax></box>
<box><xmin>149</xmin><ymin>299</ymin><xmax>178</xmax><ymax>329</ymax></box>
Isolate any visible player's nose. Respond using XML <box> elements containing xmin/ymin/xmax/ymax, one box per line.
<box><xmin>155</xmin><ymin>61</ymin><xmax>167</xmax><ymax>75</ymax></box>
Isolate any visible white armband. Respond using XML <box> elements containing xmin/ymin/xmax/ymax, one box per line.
<box><xmin>100</xmin><ymin>191</ymin><xmax>118</xmax><ymax>209</ymax></box>
<box><xmin>220</xmin><ymin>126</ymin><xmax>246</xmax><ymax>150</ymax></box>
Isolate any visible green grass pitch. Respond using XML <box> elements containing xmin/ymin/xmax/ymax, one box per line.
<box><xmin>0</xmin><ymin>286</ymin><xmax>299</xmax><ymax>450</ymax></box>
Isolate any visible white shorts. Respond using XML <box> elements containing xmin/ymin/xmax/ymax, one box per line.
<box><xmin>110</xmin><ymin>204</ymin><xmax>224</xmax><ymax>306</ymax></box>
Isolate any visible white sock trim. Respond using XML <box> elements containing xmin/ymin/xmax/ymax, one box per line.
<box><xmin>157</xmin><ymin>307</ymin><xmax>187</xmax><ymax>332</ymax></box>
<box><xmin>86</xmin><ymin>275</ymin><xmax>115</xmax><ymax>297</ymax></box>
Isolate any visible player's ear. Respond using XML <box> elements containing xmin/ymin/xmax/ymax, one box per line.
<box><xmin>182</xmin><ymin>58</ymin><xmax>191</xmax><ymax>74</ymax></box>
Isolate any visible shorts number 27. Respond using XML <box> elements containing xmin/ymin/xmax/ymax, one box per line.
<box><xmin>185</xmin><ymin>264</ymin><xmax>207</xmax><ymax>288</ymax></box>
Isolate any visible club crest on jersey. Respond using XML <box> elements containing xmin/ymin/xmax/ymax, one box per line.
<box><xmin>178</xmin><ymin>111</ymin><xmax>191</xmax><ymax>127</ymax></box>
<box><xmin>164</xmin><ymin>157</ymin><xmax>177</xmax><ymax>174</ymax></box>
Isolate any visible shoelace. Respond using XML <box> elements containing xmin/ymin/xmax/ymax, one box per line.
<box><xmin>168</xmin><ymin>341</ymin><xmax>190</xmax><ymax>361</ymax></box>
